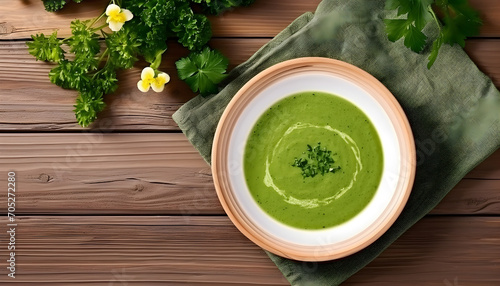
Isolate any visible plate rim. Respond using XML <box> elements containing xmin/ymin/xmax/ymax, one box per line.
<box><xmin>212</xmin><ymin>57</ymin><xmax>416</xmax><ymax>261</ymax></box>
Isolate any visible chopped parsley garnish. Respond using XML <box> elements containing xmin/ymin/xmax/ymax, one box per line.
<box><xmin>292</xmin><ymin>142</ymin><xmax>341</xmax><ymax>179</ymax></box>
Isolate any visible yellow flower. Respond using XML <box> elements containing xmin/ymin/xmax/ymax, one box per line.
<box><xmin>106</xmin><ymin>4</ymin><xmax>133</xmax><ymax>32</ymax></box>
<box><xmin>137</xmin><ymin>67</ymin><xmax>170</xmax><ymax>93</ymax></box>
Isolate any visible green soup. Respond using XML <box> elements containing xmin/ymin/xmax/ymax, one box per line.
<box><xmin>243</xmin><ymin>91</ymin><xmax>383</xmax><ymax>229</ymax></box>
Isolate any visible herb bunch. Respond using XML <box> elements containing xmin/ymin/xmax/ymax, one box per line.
<box><xmin>29</xmin><ymin>0</ymin><xmax>254</xmax><ymax>127</ymax></box>
<box><xmin>385</xmin><ymin>0</ymin><xmax>482</xmax><ymax>68</ymax></box>
<box><xmin>292</xmin><ymin>143</ymin><xmax>341</xmax><ymax>179</ymax></box>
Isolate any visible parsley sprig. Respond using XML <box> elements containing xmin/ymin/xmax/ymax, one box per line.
<box><xmin>384</xmin><ymin>0</ymin><xmax>482</xmax><ymax>68</ymax></box>
<box><xmin>292</xmin><ymin>143</ymin><xmax>341</xmax><ymax>179</ymax></box>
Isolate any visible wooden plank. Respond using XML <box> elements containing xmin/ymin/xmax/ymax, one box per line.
<box><xmin>0</xmin><ymin>133</ymin><xmax>498</xmax><ymax>215</ymax></box>
<box><xmin>0</xmin><ymin>133</ymin><xmax>222</xmax><ymax>215</ymax></box>
<box><xmin>0</xmin><ymin>216</ymin><xmax>288</xmax><ymax>285</ymax></box>
<box><xmin>464</xmin><ymin>39</ymin><xmax>500</xmax><ymax>84</ymax></box>
<box><xmin>465</xmin><ymin>147</ymin><xmax>500</xmax><ymax>180</ymax></box>
<box><xmin>0</xmin><ymin>216</ymin><xmax>498</xmax><ymax>284</ymax></box>
<box><xmin>1</xmin><ymin>39</ymin><xmax>500</xmax><ymax>131</ymax></box>
<box><xmin>1</xmin><ymin>0</ymin><xmax>499</xmax><ymax>39</ymax></box>
<box><xmin>345</xmin><ymin>216</ymin><xmax>500</xmax><ymax>285</ymax></box>
<box><xmin>433</xmin><ymin>178</ymin><xmax>500</xmax><ymax>215</ymax></box>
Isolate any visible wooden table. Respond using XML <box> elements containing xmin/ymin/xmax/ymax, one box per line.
<box><xmin>0</xmin><ymin>0</ymin><xmax>499</xmax><ymax>285</ymax></box>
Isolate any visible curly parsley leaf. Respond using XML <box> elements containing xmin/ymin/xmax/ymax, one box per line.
<box><xmin>141</xmin><ymin>0</ymin><xmax>179</xmax><ymax>25</ymax></box>
<box><xmin>92</xmin><ymin>67</ymin><xmax>118</xmax><ymax>95</ymax></box>
<box><xmin>42</xmin><ymin>0</ymin><xmax>84</xmax><ymax>12</ymax></box>
<box><xmin>125</xmin><ymin>0</ymin><xmax>173</xmax><ymax>63</ymax></box>
<box><xmin>68</xmin><ymin>20</ymin><xmax>100</xmax><ymax>60</ymax></box>
<box><xmin>171</xmin><ymin>7</ymin><xmax>212</xmax><ymax>51</ymax></box>
<box><xmin>176</xmin><ymin>47</ymin><xmax>229</xmax><ymax>95</ymax></box>
<box><xmin>42</xmin><ymin>0</ymin><xmax>67</xmax><ymax>12</ymax></box>
<box><xmin>74</xmin><ymin>86</ymin><xmax>106</xmax><ymax>127</ymax></box>
<box><xmin>49</xmin><ymin>60</ymin><xmax>90</xmax><ymax>90</ymax></box>
<box><xmin>26</xmin><ymin>31</ymin><xmax>65</xmax><ymax>63</ymax></box>
<box><xmin>385</xmin><ymin>0</ymin><xmax>482</xmax><ymax>68</ymax></box>
<box><xmin>105</xmin><ymin>27</ymin><xmax>141</xmax><ymax>69</ymax></box>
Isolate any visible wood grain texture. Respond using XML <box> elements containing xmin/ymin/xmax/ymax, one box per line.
<box><xmin>1</xmin><ymin>0</ymin><xmax>499</xmax><ymax>39</ymax></box>
<box><xmin>1</xmin><ymin>39</ymin><xmax>500</xmax><ymax>131</ymax></box>
<box><xmin>0</xmin><ymin>216</ymin><xmax>498</xmax><ymax>285</ymax></box>
<box><xmin>344</xmin><ymin>216</ymin><xmax>500</xmax><ymax>286</ymax></box>
<box><xmin>0</xmin><ymin>216</ymin><xmax>288</xmax><ymax>285</ymax></box>
<box><xmin>0</xmin><ymin>133</ymin><xmax>498</xmax><ymax>215</ymax></box>
<box><xmin>0</xmin><ymin>133</ymin><xmax>221</xmax><ymax>215</ymax></box>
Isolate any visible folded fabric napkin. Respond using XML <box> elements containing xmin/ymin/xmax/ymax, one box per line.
<box><xmin>173</xmin><ymin>0</ymin><xmax>500</xmax><ymax>284</ymax></box>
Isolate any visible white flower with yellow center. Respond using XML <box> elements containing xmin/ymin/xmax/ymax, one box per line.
<box><xmin>137</xmin><ymin>67</ymin><xmax>170</xmax><ymax>93</ymax></box>
<box><xmin>106</xmin><ymin>4</ymin><xmax>133</xmax><ymax>32</ymax></box>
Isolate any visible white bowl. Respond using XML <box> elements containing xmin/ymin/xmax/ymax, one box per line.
<box><xmin>212</xmin><ymin>58</ymin><xmax>416</xmax><ymax>261</ymax></box>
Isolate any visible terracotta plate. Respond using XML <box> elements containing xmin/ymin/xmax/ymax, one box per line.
<box><xmin>212</xmin><ymin>57</ymin><xmax>416</xmax><ymax>261</ymax></box>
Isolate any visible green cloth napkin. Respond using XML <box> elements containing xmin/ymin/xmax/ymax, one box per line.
<box><xmin>173</xmin><ymin>0</ymin><xmax>500</xmax><ymax>284</ymax></box>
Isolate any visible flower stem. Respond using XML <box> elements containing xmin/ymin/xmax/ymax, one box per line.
<box><xmin>89</xmin><ymin>12</ymin><xmax>106</xmax><ymax>29</ymax></box>
<box><xmin>428</xmin><ymin>5</ymin><xmax>441</xmax><ymax>32</ymax></box>
<box><xmin>92</xmin><ymin>24</ymin><xmax>109</xmax><ymax>32</ymax></box>
<box><xmin>61</xmin><ymin>37</ymin><xmax>73</xmax><ymax>43</ymax></box>
<box><xmin>150</xmin><ymin>50</ymin><xmax>165</xmax><ymax>70</ymax></box>
<box><xmin>97</xmin><ymin>48</ymin><xmax>109</xmax><ymax>64</ymax></box>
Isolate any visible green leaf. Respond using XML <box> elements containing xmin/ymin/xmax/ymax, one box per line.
<box><xmin>175</xmin><ymin>47</ymin><xmax>229</xmax><ymax>96</ymax></box>
<box><xmin>124</xmin><ymin>0</ymin><xmax>178</xmax><ymax>62</ymax></box>
<box><xmin>73</xmin><ymin>87</ymin><xmax>106</xmax><ymax>127</ymax></box>
<box><xmin>42</xmin><ymin>0</ymin><xmax>84</xmax><ymax>12</ymax></box>
<box><xmin>171</xmin><ymin>9</ymin><xmax>212</xmax><ymax>51</ymax></box>
<box><xmin>26</xmin><ymin>31</ymin><xmax>65</xmax><ymax>62</ymax></box>
<box><xmin>48</xmin><ymin>60</ymin><xmax>89</xmax><ymax>90</ymax></box>
<box><xmin>42</xmin><ymin>0</ymin><xmax>67</xmax><ymax>12</ymax></box>
<box><xmin>384</xmin><ymin>0</ymin><xmax>433</xmax><ymax>53</ymax></box>
<box><xmin>427</xmin><ymin>34</ymin><xmax>443</xmax><ymax>69</ymax></box>
<box><xmin>403</xmin><ymin>24</ymin><xmax>427</xmax><ymax>52</ymax></box>
<box><xmin>439</xmin><ymin>0</ymin><xmax>482</xmax><ymax>47</ymax></box>
<box><xmin>149</xmin><ymin>49</ymin><xmax>166</xmax><ymax>70</ymax></box>
<box><xmin>92</xmin><ymin>67</ymin><xmax>118</xmax><ymax>95</ymax></box>
<box><xmin>105</xmin><ymin>26</ymin><xmax>141</xmax><ymax>69</ymax></box>
<box><xmin>68</xmin><ymin>20</ymin><xmax>100</xmax><ymax>60</ymax></box>
<box><xmin>384</xmin><ymin>19</ymin><xmax>409</xmax><ymax>42</ymax></box>
<box><xmin>176</xmin><ymin>57</ymin><xmax>199</xmax><ymax>79</ymax></box>
<box><xmin>385</xmin><ymin>0</ymin><xmax>404</xmax><ymax>12</ymax></box>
